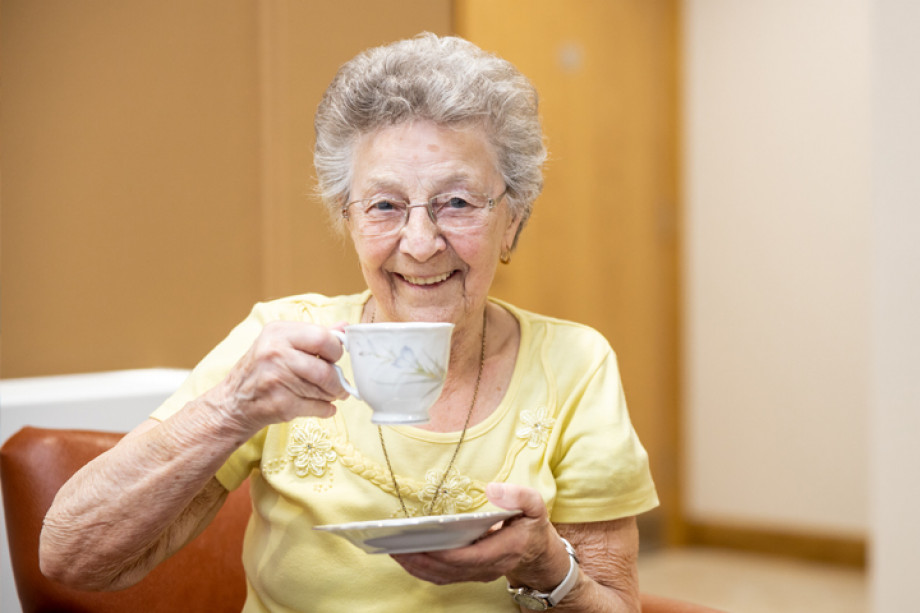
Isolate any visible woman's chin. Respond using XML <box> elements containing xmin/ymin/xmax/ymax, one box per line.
<box><xmin>397</xmin><ymin>308</ymin><xmax>460</xmax><ymax>324</ymax></box>
<box><xmin>379</xmin><ymin>300</ymin><xmax>468</xmax><ymax>325</ymax></box>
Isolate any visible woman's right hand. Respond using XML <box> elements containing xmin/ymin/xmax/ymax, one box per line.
<box><xmin>207</xmin><ymin>321</ymin><xmax>349</xmax><ymax>436</ymax></box>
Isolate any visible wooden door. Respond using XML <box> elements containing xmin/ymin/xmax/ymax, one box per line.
<box><xmin>455</xmin><ymin>0</ymin><xmax>682</xmax><ymax>544</ymax></box>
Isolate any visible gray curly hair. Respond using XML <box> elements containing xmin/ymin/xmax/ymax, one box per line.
<box><xmin>313</xmin><ymin>33</ymin><xmax>546</xmax><ymax>249</ymax></box>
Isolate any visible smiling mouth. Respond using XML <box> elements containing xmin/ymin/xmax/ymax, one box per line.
<box><xmin>399</xmin><ymin>271</ymin><xmax>454</xmax><ymax>286</ymax></box>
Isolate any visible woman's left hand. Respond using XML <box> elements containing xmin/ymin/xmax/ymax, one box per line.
<box><xmin>391</xmin><ymin>483</ymin><xmax>642</xmax><ymax>611</ymax></box>
<box><xmin>389</xmin><ymin>483</ymin><xmax>572</xmax><ymax>589</ymax></box>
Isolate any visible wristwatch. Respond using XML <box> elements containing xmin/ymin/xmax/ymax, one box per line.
<box><xmin>506</xmin><ymin>537</ymin><xmax>580</xmax><ymax>610</ymax></box>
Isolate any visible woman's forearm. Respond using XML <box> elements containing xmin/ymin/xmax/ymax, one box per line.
<box><xmin>549</xmin><ymin>518</ymin><xmax>641</xmax><ymax>613</ymax></box>
<box><xmin>39</xmin><ymin>394</ymin><xmax>251</xmax><ymax>590</ymax></box>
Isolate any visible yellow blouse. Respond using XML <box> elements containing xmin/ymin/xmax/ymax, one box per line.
<box><xmin>151</xmin><ymin>291</ymin><xmax>658</xmax><ymax>612</ymax></box>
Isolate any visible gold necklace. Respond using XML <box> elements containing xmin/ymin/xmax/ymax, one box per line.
<box><xmin>371</xmin><ymin>303</ymin><xmax>487</xmax><ymax>517</ymax></box>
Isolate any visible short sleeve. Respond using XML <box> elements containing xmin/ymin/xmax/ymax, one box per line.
<box><xmin>549</xmin><ymin>349</ymin><xmax>659</xmax><ymax>523</ymax></box>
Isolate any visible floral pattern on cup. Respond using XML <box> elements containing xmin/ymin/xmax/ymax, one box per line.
<box><xmin>360</xmin><ymin>344</ymin><xmax>447</xmax><ymax>385</ymax></box>
<box><xmin>332</xmin><ymin>322</ymin><xmax>454</xmax><ymax>425</ymax></box>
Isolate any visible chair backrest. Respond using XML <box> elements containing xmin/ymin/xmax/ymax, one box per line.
<box><xmin>0</xmin><ymin>427</ymin><xmax>250</xmax><ymax>613</ymax></box>
<box><xmin>1</xmin><ymin>426</ymin><xmax>725</xmax><ymax>613</ymax></box>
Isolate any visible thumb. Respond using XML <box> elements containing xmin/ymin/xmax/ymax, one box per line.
<box><xmin>486</xmin><ymin>482</ymin><xmax>548</xmax><ymax>520</ymax></box>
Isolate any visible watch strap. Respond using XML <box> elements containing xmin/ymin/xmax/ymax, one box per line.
<box><xmin>506</xmin><ymin>537</ymin><xmax>580</xmax><ymax>609</ymax></box>
<box><xmin>546</xmin><ymin>537</ymin><xmax>579</xmax><ymax>606</ymax></box>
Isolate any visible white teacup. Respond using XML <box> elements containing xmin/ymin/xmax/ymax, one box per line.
<box><xmin>331</xmin><ymin>322</ymin><xmax>454</xmax><ymax>425</ymax></box>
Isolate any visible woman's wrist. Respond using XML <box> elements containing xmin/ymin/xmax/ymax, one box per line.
<box><xmin>163</xmin><ymin>389</ymin><xmax>262</xmax><ymax>459</ymax></box>
<box><xmin>506</xmin><ymin>537</ymin><xmax>581</xmax><ymax>609</ymax></box>
<box><xmin>196</xmin><ymin>378</ymin><xmax>271</xmax><ymax>440</ymax></box>
<box><xmin>506</xmin><ymin>535</ymin><xmax>575</xmax><ymax>592</ymax></box>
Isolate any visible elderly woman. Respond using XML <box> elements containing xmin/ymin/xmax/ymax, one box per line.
<box><xmin>40</xmin><ymin>34</ymin><xmax>657</xmax><ymax>612</ymax></box>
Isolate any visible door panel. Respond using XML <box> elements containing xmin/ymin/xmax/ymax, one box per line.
<box><xmin>455</xmin><ymin>0</ymin><xmax>681</xmax><ymax>543</ymax></box>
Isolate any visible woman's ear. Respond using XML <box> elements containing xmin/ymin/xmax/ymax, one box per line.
<box><xmin>500</xmin><ymin>212</ymin><xmax>523</xmax><ymax>263</ymax></box>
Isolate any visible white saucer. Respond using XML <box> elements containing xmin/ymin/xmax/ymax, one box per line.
<box><xmin>313</xmin><ymin>509</ymin><xmax>522</xmax><ymax>554</ymax></box>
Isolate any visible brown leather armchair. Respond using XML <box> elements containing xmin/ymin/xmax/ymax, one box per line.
<box><xmin>1</xmin><ymin>427</ymin><xmax>724</xmax><ymax>612</ymax></box>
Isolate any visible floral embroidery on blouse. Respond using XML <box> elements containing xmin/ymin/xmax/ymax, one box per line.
<box><xmin>333</xmin><ymin>439</ymin><xmax>487</xmax><ymax>517</ymax></box>
<box><xmin>287</xmin><ymin>420</ymin><xmax>337</xmax><ymax>478</ymax></box>
<box><xmin>516</xmin><ymin>407</ymin><xmax>555</xmax><ymax>448</ymax></box>
<box><xmin>417</xmin><ymin>468</ymin><xmax>473</xmax><ymax>515</ymax></box>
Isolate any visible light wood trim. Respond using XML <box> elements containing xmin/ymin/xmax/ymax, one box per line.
<box><xmin>685</xmin><ymin>521</ymin><xmax>866</xmax><ymax>567</ymax></box>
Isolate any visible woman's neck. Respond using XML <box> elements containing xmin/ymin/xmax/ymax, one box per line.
<box><xmin>445</xmin><ymin>304</ymin><xmax>489</xmax><ymax>382</ymax></box>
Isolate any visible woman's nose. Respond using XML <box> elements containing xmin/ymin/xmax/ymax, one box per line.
<box><xmin>399</xmin><ymin>206</ymin><xmax>445</xmax><ymax>260</ymax></box>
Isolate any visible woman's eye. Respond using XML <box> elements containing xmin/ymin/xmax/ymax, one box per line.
<box><xmin>368</xmin><ymin>200</ymin><xmax>399</xmax><ymax>213</ymax></box>
<box><xmin>444</xmin><ymin>196</ymin><xmax>471</xmax><ymax>209</ymax></box>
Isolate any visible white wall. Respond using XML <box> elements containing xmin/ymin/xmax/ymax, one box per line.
<box><xmin>869</xmin><ymin>1</ymin><xmax>920</xmax><ymax>610</ymax></box>
<box><xmin>683</xmin><ymin>0</ymin><xmax>872</xmax><ymax>535</ymax></box>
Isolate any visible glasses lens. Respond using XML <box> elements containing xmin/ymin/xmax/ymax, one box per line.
<box><xmin>351</xmin><ymin>199</ymin><xmax>406</xmax><ymax>236</ymax></box>
<box><xmin>431</xmin><ymin>192</ymin><xmax>491</xmax><ymax>230</ymax></box>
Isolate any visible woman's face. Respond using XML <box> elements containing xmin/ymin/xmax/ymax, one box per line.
<box><xmin>347</xmin><ymin>120</ymin><xmax>520</xmax><ymax>326</ymax></box>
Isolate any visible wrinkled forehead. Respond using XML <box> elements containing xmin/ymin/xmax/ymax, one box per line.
<box><xmin>348</xmin><ymin>120</ymin><xmax>502</xmax><ymax>198</ymax></box>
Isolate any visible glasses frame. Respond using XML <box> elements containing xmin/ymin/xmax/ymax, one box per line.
<box><xmin>341</xmin><ymin>189</ymin><xmax>507</xmax><ymax>236</ymax></box>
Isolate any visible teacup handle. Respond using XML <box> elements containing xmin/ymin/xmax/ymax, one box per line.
<box><xmin>330</xmin><ymin>330</ymin><xmax>362</xmax><ymax>400</ymax></box>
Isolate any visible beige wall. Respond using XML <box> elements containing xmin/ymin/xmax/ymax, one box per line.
<box><xmin>1</xmin><ymin>0</ymin><xmax>451</xmax><ymax>377</ymax></box>
<box><xmin>683</xmin><ymin>0</ymin><xmax>872</xmax><ymax>536</ymax></box>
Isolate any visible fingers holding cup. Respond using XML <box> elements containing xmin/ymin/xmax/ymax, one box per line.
<box><xmin>213</xmin><ymin>322</ymin><xmax>351</xmax><ymax>431</ymax></box>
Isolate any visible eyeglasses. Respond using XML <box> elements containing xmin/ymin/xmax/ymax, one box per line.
<box><xmin>342</xmin><ymin>190</ymin><xmax>506</xmax><ymax>237</ymax></box>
